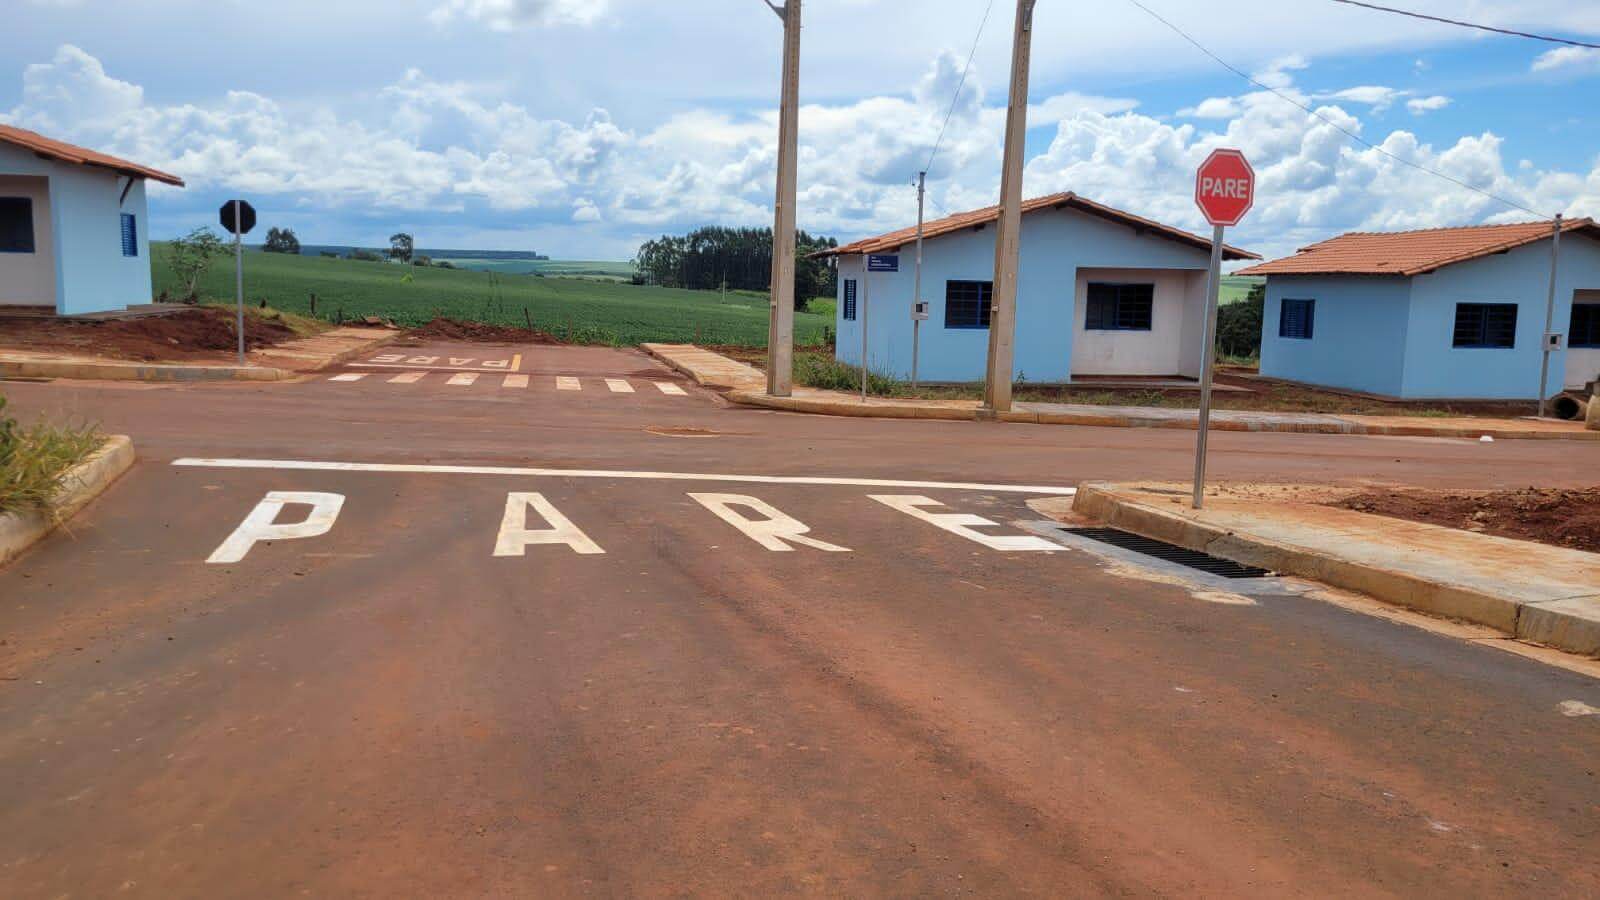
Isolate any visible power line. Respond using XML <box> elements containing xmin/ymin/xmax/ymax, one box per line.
<box><xmin>1123</xmin><ymin>0</ymin><xmax>1547</xmax><ymax>219</ymax></box>
<box><xmin>1331</xmin><ymin>1</ymin><xmax>1600</xmax><ymax>50</ymax></box>
<box><xmin>926</xmin><ymin>0</ymin><xmax>998</xmax><ymax>174</ymax></box>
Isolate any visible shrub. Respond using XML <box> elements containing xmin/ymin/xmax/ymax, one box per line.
<box><xmin>0</xmin><ymin>396</ymin><xmax>104</xmax><ymax>515</ymax></box>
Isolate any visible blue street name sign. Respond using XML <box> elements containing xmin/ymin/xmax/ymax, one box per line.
<box><xmin>867</xmin><ymin>254</ymin><xmax>900</xmax><ymax>272</ymax></box>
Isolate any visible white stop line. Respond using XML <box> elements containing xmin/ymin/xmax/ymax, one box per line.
<box><xmin>171</xmin><ymin>458</ymin><xmax>1078</xmax><ymax>495</ymax></box>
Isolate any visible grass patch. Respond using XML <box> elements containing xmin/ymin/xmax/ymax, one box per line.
<box><xmin>156</xmin><ymin>245</ymin><xmax>833</xmax><ymax>346</ymax></box>
<box><xmin>0</xmin><ymin>396</ymin><xmax>104</xmax><ymax>515</ymax></box>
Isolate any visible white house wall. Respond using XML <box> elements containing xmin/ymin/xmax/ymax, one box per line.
<box><xmin>833</xmin><ymin>206</ymin><xmax>1215</xmax><ymax>382</ymax></box>
<box><xmin>0</xmin><ymin>174</ymin><xmax>54</xmax><ymax>305</ymax></box>
<box><xmin>1071</xmin><ymin>267</ymin><xmax>1204</xmax><ymax>377</ymax></box>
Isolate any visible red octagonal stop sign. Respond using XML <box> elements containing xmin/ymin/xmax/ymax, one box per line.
<box><xmin>1194</xmin><ymin>148</ymin><xmax>1255</xmax><ymax>226</ymax></box>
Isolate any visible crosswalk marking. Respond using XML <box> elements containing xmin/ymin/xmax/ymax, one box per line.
<box><xmin>605</xmin><ymin>378</ymin><xmax>634</xmax><ymax>393</ymax></box>
<box><xmin>654</xmin><ymin>382</ymin><xmax>687</xmax><ymax>395</ymax></box>
<box><xmin>556</xmin><ymin>376</ymin><xmax>581</xmax><ymax>391</ymax></box>
<box><xmin>328</xmin><ymin>372</ymin><xmax>691</xmax><ymax>397</ymax></box>
<box><xmin>503</xmin><ymin>374</ymin><xmax>530</xmax><ymax>389</ymax></box>
<box><xmin>388</xmin><ymin>372</ymin><xmax>425</xmax><ymax>384</ymax></box>
<box><xmin>447</xmin><ymin>373</ymin><xmax>478</xmax><ymax>386</ymax></box>
<box><xmin>329</xmin><ymin>373</ymin><xmax>366</xmax><ymax>382</ymax></box>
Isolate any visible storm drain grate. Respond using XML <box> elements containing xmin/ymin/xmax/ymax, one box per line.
<box><xmin>1064</xmin><ymin>528</ymin><xmax>1272</xmax><ymax>579</ymax></box>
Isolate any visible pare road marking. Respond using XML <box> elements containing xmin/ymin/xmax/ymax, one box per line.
<box><xmin>172</xmin><ymin>457</ymin><xmax>1079</xmax><ymax>495</ymax></box>
<box><xmin>205</xmin><ymin>489</ymin><xmax>1056</xmax><ymax>562</ymax></box>
<box><xmin>605</xmin><ymin>378</ymin><xmax>634</xmax><ymax>393</ymax></box>
<box><xmin>360</xmin><ymin>353</ymin><xmax>521</xmax><ymax>372</ymax></box>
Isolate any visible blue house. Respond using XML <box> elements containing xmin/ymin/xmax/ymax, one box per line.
<box><xmin>813</xmin><ymin>192</ymin><xmax>1257</xmax><ymax>383</ymax></box>
<box><xmin>0</xmin><ymin>124</ymin><xmax>185</xmax><ymax>316</ymax></box>
<box><xmin>1239</xmin><ymin>220</ymin><xmax>1600</xmax><ymax>400</ymax></box>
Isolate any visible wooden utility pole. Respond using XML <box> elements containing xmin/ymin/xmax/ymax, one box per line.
<box><xmin>763</xmin><ymin>0</ymin><xmax>801</xmax><ymax>397</ymax></box>
<box><xmin>982</xmin><ymin>0</ymin><xmax>1036</xmax><ymax>414</ymax></box>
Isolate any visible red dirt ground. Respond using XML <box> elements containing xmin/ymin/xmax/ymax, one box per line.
<box><xmin>0</xmin><ymin>308</ymin><xmax>299</xmax><ymax>362</ymax></box>
<box><xmin>402</xmin><ymin>317</ymin><xmax>565</xmax><ymax>344</ymax></box>
<box><xmin>1332</xmin><ymin>486</ymin><xmax>1600</xmax><ymax>553</ymax></box>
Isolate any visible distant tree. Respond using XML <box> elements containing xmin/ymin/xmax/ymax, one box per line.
<box><xmin>1215</xmin><ymin>282</ymin><xmax>1266</xmax><ymax>360</ymax></box>
<box><xmin>413</xmin><ymin>255</ymin><xmax>432</xmax><ymax>267</ymax></box>
<box><xmin>349</xmin><ymin>248</ymin><xmax>383</xmax><ymax>262</ymax></box>
<box><xmin>632</xmin><ymin>226</ymin><xmax>839</xmax><ymax>311</ymax></box>
<box><xmin>167</xmin><ymin>226</ymin><xmax>228</xmax><ymax>301</ymax></box>
<box><xmin>388</xmin><ymin>233</ymin><xmax>414</xmax><ymax>264</ymax></box>
<box><xmin>319</xmin><ymin>250</ymin><xmax>339</xmax><ymax>258</ymax></box>
<box><xmin>434</xmin><ymin>260</ymin><xmax>455</xmax><ymax>269</ymax></box>
<box><xmin>262</xmin><ymin>227</ymin><xmax>301</xmax><ymax>254</ymax></box>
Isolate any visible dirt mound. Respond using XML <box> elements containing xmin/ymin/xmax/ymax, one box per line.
<box><xmin>0</xmin><ymin>307</ymin><xmax>298</xmax><ymax>362</ymax></box>
<box><xmin>405</xmin><ymin>317</ymin><xmax>564</xmax><ymax>344</ymax></box>
<box><xmin>1333</xmin><ymin>486</ymin><xmax>1600</xmax><ymax>553</ymax></box>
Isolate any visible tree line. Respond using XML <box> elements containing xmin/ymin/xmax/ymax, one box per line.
<box><xmin>633</xmin><ymin>226</ymin><xmax>838</xmax><ymax>309</ymax></box>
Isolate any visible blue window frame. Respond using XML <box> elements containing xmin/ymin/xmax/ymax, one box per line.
<box><xmin>1570</xmin><ymin>303</ymin><xmax>1600</xmax><ymax>348</ymax></box>
<box><xmin>120</xmin><ymin>213</ymin><xmax>138</xmax><ymax>257</ymax></box>
<box><xmin>842</xmin><ymin>279</ymin><xmax>857</xmax><ymax>321</ymax></box>
<box><xmin>944</xmin><ymin>280</ymin><xmax>992</xmax><ymax>329</ymax></box>
<box><xmin>1279</xmin><ymin>298</ymin><xmax>1315</xmax><ymax>339</ymax></box>
<box><xmin>1452</xmin><ymin>302</ymin><xmax>1517</xmax><ymax>348</ymax></box>
<box><xmin>0</xmin><ymin>197</ymin><xmax>34</xmax><ymax>253</ymax></box>
<box><xmin>1085</xmin><ymin>282</ymin><xmax>1154</xmax><ymax>331</ymax></box>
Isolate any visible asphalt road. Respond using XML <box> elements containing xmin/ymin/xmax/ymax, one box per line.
<box><xmin>3</xmin><ymin>342</ymin><xmax>1598</xmax><ymax>897</ymax></box>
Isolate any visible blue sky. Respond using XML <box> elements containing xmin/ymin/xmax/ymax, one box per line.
<box><xmin>5</xmin><ymin>0</ymin><xmax>1598</xmax><ymax>262</ymax></box>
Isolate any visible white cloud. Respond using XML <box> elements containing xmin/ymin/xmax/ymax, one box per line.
<box><xmin>428</xmin><ymin>0</ymin><xmax>608</xmax><ymax>30</ymax></box>
<box><xmin>7</xmin><ymin>44</ymin><xmax>1599</xmax><ymax>262</ymax></box>
<box><xmin>1178</xmin><ymin>97</ymin><xmax>1241</xmax><ymax>119</ymax></box>
<box><xmin>1324</xmin><ymin>86</ymin><xmax>1402</xmax><ymax>112</ymax></box>
<box><xmin>1531</xmin><ymin>46</ymin><xmax>1600</xmax><ymax>74</ymax></box>
<box><xmin>1406</xmin><ymin>95</ymin><xmax>1451</xmax><ymax>115</ymax></box>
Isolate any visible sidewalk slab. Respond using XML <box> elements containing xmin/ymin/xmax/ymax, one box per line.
<box><xmin>654</xmin><ymin>347</ymin><xmax>1598</xmax><ymax>441</ymax></box>
<box><xmin>0</xmin><ymin>434</ymin><xmax>134</xmax><ymax>568</ymax></box>
<box><xmin>0</xmin><ymin>327</ymin><xmax>398</xmax><ymax>383</ymax></box>
<box><xmin>641</xmin><ymin>343</ymin><xmax>766</xmax><ymax>392</ymax></box>
<box><xmin>1067</xmin><ymin>482</ymin><xmax>1600</xmax><ymax>657</ymax></box>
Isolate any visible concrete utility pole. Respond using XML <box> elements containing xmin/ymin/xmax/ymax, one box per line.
<box><xmin>1537</xmin><ymin>214</ymin><xmax>1563</xmax><ymax>418</ymax></box>
<box><xmin>982</xmin><ymin>0</ymin><xmax>1036</xmax><ymax>414</ymax></box>
<box><xmin>763</xmin><ymin>0</ymin><xmax>802</xmax><ymax>397</ymax></box>
<box><xmin>912</xmin><ymin>170</ymin><xmax>926</xmax><ymax>389</ymax></box>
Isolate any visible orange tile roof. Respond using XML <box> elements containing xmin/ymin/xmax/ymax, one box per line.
<box><xmin>812</xmin><ymin>191</ymin><xmax>1258</xmax><ymax>261</ymax></box>
<box><xmin>1237</xmin><ymin>218</ymin><xmax>1599</xmax><ymax>277</ymax></box>
<box><xmin>0</xmin><ymin>124</ymin><xmax>185</xmax><ymax>187</ymax></box>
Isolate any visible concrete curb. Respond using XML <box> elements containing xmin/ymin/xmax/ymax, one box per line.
<box><xmin>0</xmin><ymin>434</ymin><xmax>135</xmax><ymax>568</ymax></box>
<box><xmin>1069</xmin><ymin>483</ymin><xmax>1600</xmax><ymax>657</ymax></box>
<box><xmin>0</xmin><ymin>358</ymin><xmax>290</xmax><ymax>382</ymax></box>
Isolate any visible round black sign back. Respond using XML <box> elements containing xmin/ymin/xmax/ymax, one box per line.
<box><xmin>219</xmin><ymin>200</ymin><xmax>257</xmax><ymax>236</ymax></box>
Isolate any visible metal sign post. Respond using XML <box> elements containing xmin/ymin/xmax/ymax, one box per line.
<box><xmin>1190</xmin><ymin>149</ymin><xmax>1255</xmax><ymax>509</ymax></box>
<box><xmin>219</xmin><ymin>199</ymin><xmax>257</xmax><ymax>366</ymax></box>
<box><xmin>864</xmin><ymin>254</ymin><xmax>899</xmax><ymax>400</ymax></box>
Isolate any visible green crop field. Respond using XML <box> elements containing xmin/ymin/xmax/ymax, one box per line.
<box><xmin>431</xmin><ymin>258</ymin><xmax>638</xmax><ymax>280</ymax></box>
<box><xmin>1220</xmin><ymin>275</ymin><xmax>1264</xmax><ymax>306</ymax></box>
<box><xmin>153</xmin><ymin>245</ymin><xmax>830</xmax><ymax>346</ymax></box>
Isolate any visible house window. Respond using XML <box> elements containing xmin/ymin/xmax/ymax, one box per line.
<box><xmin>0</xmin><ymin>197</ymin><xmax>34</xmax><ymax>253</ymax></box>
<box><xmin>1571</xmin><ymin>304</ymin><xmax>1600</xmax><ymax>349</ymax></box>
<box><xmin>120</xmin><ymin>213</ymin><xmax>138</xmax><ymax>257</ymax></box>
<box><xmin>1279</xmin><ymin>298</ymin><xmax>1315</xmax><ymax>339</ymax></box>
<box><xmin>842</xmin><ymin>279</ymin><xmax>857</xmax><ymax>321</ymax></box>
<box><xmin>944</xmin><ymin>279</ymin><xmax>992</xmax><ymax>329</ymax></box>
<box><xmin>1084</xmin><ymin>282</ymin><xmax>1154</xmax><ymax>331</ymax></box>
<box><xmin>1452</xmin><ymin>302</ymin><xmax>1517</xmax><ymax>348</ymax></box>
